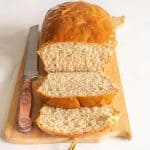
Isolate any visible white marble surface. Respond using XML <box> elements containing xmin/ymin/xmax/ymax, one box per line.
<box><xmin>0</xmin><ymin>0</ymin><xmax>150</xmax><ymax>149</ymax></box>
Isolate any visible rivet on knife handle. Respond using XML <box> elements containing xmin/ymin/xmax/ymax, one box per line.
<box><xmin>18</xmin><ymin>80</ymin><xmax>32</xmax><ymax>132</ymax></box>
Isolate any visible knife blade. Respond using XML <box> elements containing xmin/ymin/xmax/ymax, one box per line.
<box><xmin>18</xmin><ymin>25</ymin><xmax>39</xmax><ymax>132</ymax></box>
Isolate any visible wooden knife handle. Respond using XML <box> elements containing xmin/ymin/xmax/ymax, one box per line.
<box><xmin>18</xmin><ymin>79</ymin><xmax>32</xmax><ymax>132</ymax></box>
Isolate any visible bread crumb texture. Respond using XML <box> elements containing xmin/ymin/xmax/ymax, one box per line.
<box><xmin>36</xmin><ymin>105</ymin><xmax>119</xmax><ymax>136</ymax></box>
<box><xmin>39</xmin><ymin>42</ymin><xmax>116</xmax><ymax>72</ymax></box>
<box><xmin>38</xmin><ymin>72</ymin><xmax>116</xmax><ymax>96</ymax></box>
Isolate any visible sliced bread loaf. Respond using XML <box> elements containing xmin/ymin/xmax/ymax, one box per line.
<box><xmin>36</xmin><ymin>105</ymin><xmax>119</xmax><ymax>137</ymax></box>
<box><xmin>38</xmin><ymin>1</ymin><xmax>117</xmax><ymax>72</ymax></box>
<box><xmin>37</xmin><ymin>72</ymin><xmax>118</xmax><ymax>109</ymax></box>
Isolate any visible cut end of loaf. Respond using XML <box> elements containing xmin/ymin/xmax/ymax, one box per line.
<box><xmin>38</xmin><ymin>72</ymin><xmax>117</xmax><ymax>97</ymax></box>
<box><xmin>38</xmin><ymin>42</ymin><xmax>116</xmax><ymax>72</ymax></box>
<box><xmin>36</xmin><ymin>105</ymin><xmax>119</xmax><ymax>137</ymax></box>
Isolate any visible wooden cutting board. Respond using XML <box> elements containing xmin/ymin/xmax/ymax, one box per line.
<box><xmin>4</xmin><ymin>50</ymin><xmax>131</xmax><ymax>143</ymax></box>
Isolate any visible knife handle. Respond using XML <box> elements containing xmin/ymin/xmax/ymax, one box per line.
<box><xmin>18</xmin><ymin>79</ymin><xmax>32</xmax><ymax>132</ymax></box>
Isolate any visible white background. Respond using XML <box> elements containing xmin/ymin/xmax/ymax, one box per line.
<box><xmin>0</xmin><ymin>0</ymin><xmax>150</xmax><ymax>149</ymax></box>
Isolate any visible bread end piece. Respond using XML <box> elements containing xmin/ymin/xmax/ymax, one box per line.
<box><xmin>40</xmin><ymin>1</ymin><xmax>115</xmax><ymax>46</ymax></box>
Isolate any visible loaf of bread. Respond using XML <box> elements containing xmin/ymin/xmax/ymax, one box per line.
<box><xmin>37</xmin><ymin>72</ymin><xmax>118</xmax><ymax>108</ymax></box>
<box><xmin>36</xmin><ymin>105</ymin><xmax>119</xmax><ymax>137</ymax></box>
<box><xmin>36</xmin><ymin>1</ymin><xmax>124</xmax><ymax>137</ymax></box>
<box><xmin>38</xmin><ymin>1</ymin><xmax>118</xmax><ymax>72</ymax></box>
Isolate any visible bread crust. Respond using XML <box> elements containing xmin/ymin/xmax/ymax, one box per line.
<box><xmin>37</xmin><ymin>90</ymin><xmax>117</xmax><ymax>109</ymax></box>
<box><xmin>39</xmin><ymin>1</ymin><xmax>115</xmax><ymax>48</ymax></box>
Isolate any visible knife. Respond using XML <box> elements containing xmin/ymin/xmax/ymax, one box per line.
<box><xmin>18</xmin><ymin>25</ymin><xmax>39</xmax><ymax>132</ymax></box>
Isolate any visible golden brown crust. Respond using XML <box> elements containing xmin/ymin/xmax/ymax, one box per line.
<box><xmin>37</xmin><ymin>90</ymin><xmax>117</xmax><ymax>109</ymax></box>
<box><xmin>40</xmin><ymin>1</ymin><xmax>115</xmax><ymax>48</ymax></box>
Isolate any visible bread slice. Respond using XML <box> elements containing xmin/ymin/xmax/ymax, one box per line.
<box><xmin>36</xmin><ymin>105</ymin><xmax>119</xmax><ymax>137</ymax></box>
<box><xmin>38</xmin><ymin>1</ymin><xmax>117</xmax><ymax>72</ymax></box>
<box><xmin>38</xmin><ymin>42</ymin><xmax>115</xmax><ymax>72</ymax></box>
<box><xmin>37</xmin><ymin>72</ymin><xmax>118</xmax><ymax>109</ymax></box>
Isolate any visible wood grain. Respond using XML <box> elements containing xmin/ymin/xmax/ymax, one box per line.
<box><xmin>4</xmin><ymin>51</ymin><xmax>131</xmax><ymax>143</ymax></box>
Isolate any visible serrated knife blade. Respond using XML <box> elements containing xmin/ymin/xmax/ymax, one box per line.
<box><xmin>18</xmin><ymin>25</ymin><xmax>39</xmax><ymax>132</ymax></box>
<box><xmin>24</xmin><ymin>25</ymin><xmax>39</xmax><ymax>79</ymax></box>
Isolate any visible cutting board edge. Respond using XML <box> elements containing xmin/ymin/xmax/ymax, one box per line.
<box><xmin>4</xmin><ymin>128</ymin><xmax>130</xmax><ymax>144</ymax></box>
